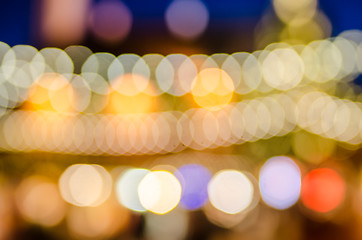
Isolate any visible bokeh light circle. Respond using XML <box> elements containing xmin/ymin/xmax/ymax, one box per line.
<box><xmin>301</xmin><ymin>168</ymin><xmax>346</xmax><ymax>213</ymax></box>
<box><xmin>175</xmin><ymin>164</ymin><xmax>212</xmax><ymax>210</ymax></box>
<box><xmin>15</xmin><ymin>176</ymin><xmax>66</xmax><ymax>227</ymax></box>
<box><xmin>59</xmin><ymin>164</ymin><xmax>112</xmax><ymax>207</ymax></box>
<box><xmin>165</xmin><ymin>0</ymin><xmax>209</xmax><ymax>41</ymax></box>
<box><xmin>259</xmin><ymin>156</ymin><xmax>301</xmax><ymax>210</ymax></box>
<box><xmin>138</xmin><ymin>170</ymin><xmax>182</xmax><ymax>214</ymax></box>
<box><xmin>115</xmin><ymin>168</ymin><xmax>150</xmax><ymax>212</ymax></box>
<box><xmin>26</xmin><ymin>73</ymin><xmax>74</xmax><ymax>112</ymax></box>
<box><xmin>89</xmin><ymin>0</ymin><xmax>132</xmax><ymax>43</ymax></box>
<box><xmin>191</xmin><ymin>68</ymin><xmax>234</xmax><ymax>111</ymax></box>
<box><xmin>208</xmin><ymin>170</ymin><xmax>254</xmax><ymax>214</ymax></box>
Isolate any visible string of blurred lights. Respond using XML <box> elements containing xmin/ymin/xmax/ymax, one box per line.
<box><xmin>0</xmin><ymin>89</ymin><xmax>362</xmax><ymax>154</ymax></box>
<box><xmin>7</xmin><ymin>153</ymin><xmax>353</xmax><ymax>239</ymax></box>
<box><xmin>1</xmin><ymin>31</ymin><xmax>362</xmax><ymax>155</ymax></box>
<box><xmin>1</xmin><ymin>35</ymin><xmax>362</xmax><ymax>109</ymax></box>
<box><xmin>2</xmin><ymin>0</ymin><xmax>362</xmax><ymax>239</ymax></box>
<box><xmin>0</xmin><ymin>32</ymin><xmax>360</xmax><ymax>237</ymax></box>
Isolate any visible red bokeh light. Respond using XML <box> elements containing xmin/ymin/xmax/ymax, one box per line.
<box><xmin>301</xmin><ymin>168</ymin><xmax>346</xmax><ymax>213</ymax></box>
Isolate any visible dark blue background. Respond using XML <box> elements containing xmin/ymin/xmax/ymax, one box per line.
<box><xmin>0</xmin><ymin>0</ymin><xmax>361</xmax><ymax>48</ymax></box>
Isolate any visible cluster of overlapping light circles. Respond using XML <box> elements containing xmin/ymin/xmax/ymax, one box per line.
<box><xmin>191</xmin><ymin>68</ymin><xmax>234</xmax><ymax>110</ymax></box>
<box><xmin>0</xmin><ymin>92</ymin><xmax>297</xmax><ymax>154</ymax></box>
<box><xmin>296</xmin><ymin>90</ymin><xmax>362</xmax><ymax>144</ymax></box>
<box><xmin>0</xmin><ymin>33</ymin><xmax>361</xmax><ymax>113</ymax></box>
<box><xmin>59</xmin><ymin>164</ymin><xmax>112</xmax><ymax>207</ymax></box>
<box><xmin>258</xmin><ymin>0</ymin><xmax>332</xmax><ymax>47</ymax></box>
<box><xmin>113</xmin><ymin>164</ymin><xmax>259</xmax><ymax>220</ymax></box>
<box><xmin>41</xmin><ymin>0</ymin><xmax>133</xmax><ymax>45</ymax></box>
<box><xmin>116</xmin><ymin>168</ymin><xmax>150</xmax><ymax>212</ymax></box>
<box><xmin>3</xmin><ymin>88</ymin><xmax>362</xmax><ymax>155</ymax></box>
<box><xmin>273</xmin><ymin>0</ymin><xmax>317</xmax><ymax>27</ymax></box>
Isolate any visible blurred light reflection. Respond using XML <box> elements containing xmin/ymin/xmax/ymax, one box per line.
<box><xmin>176</xmin><ymin>164</ymin><xmax>211</xmax><ymax>210</ymax></box>
<box><xmin>259</xmin><ymin>156</ymin><xmax>301</xmax><ymax>210</ymax></box>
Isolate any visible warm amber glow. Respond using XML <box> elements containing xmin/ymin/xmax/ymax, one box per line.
<box><xmin>59</xmin><ymin>164</ymin><xmax>112</xmax><ymax>207</ymax></box>
<box><xmin>15</xmin><ymin>176</ymin><xmax>66</xmax><ymax>227</ymax></box>
<box><xmin>107</xmin><ymin>74</ymin><xmax>156</xmax><ymax>114</ymax></box>
<box><xmin>191</xmin><ymin>68</ymin><xmax>234</xmax><ymax>111</ymax></box>
<box><xmin>66</xmin><ymin>199</ymin><xmax>131</xmax><ymax>239</ymax></box>
<box><xmin>25</xmin><ymin>73</ymin><xmax>74</xmax><ymax>112</ymax></box>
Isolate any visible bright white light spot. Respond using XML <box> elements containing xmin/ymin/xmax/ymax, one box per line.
<box><xmin>208</xmin><ymin>170</ymin><xmax>254</xmax><ymax>214</ymax></box>
<box><xmin>116</xmin><ymin>168</ymin><xmax>150</xmax><ymax>212</ymax></box>
<box><xmin>138</xmin><ymin>170</ymin><xmax>181</xmax><ymax>214</ymax></box>
<box><xmin>259</xmin><ymin>156</ymin><xmax>301</xmax><ymax>210</ymax></box>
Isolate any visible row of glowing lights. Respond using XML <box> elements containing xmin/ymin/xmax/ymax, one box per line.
<box><xmin>1</xmin><ymin>93</ymin><xmax>297</xmax><ymax>154</ymax></box>
<box><xmin>44</xmin><ymin>0</ymin><xmax>210</xmax><ymax>44</ymax></box>
<box><xmin>2</xmin><ymin>89</ymin><xmax>362</xmax><ymax>155</ymax></box>
<box><xmin>43</xmin><ymin>0</ymin><xmax>324</xmax><ymax>44</ymax></box>
<box><xmin>14</xmin><ymin>156</ymin><xmax>346</xmax><ymax>231</ymax></box>
<box><xmin>0</xmin><ymin>33</ymin><xmax>361</xmax><ymax>110</ymax></box>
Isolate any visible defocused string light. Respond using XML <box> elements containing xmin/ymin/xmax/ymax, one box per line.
<box><xmin>208</xmin><ymin>170</ymin><xmax>254</xmax><ymax>214</ymax></box>
<box><xmin>156</xmin><ymin>54</ymin><xmax>197</xmax><ymax>96</ymax></box>
<box><xmin>138</xmin><ymin>170</ymin><xmax>182</xmax><ymax>214</ymax></box>
<box><xmin>301</xmin><ymin>168</ymin><xmax>346</xmax><ymax>213</ymax></box>
<box><xmin>273</xmin><ymin>0</ymin><xmax>317</xmax><ymax>27</ymax></box>
<box><xmin>165</xmin><ymin>0</ymin><xmax>209</xmax><ymax>41</ymax></box>
<box><xmin>259</xmin><ymin>156</ymin><xmax>301</xmax><ymax>210</ymax></box>
<box><xmin>39</xmin><ymin>48</ymin><xmax>74</xmax><ymax>78</ymax></box>
<box><xmin>64</xmin><ymin>45</ymin><xmax>93</xmax><ymax>74</ymax></box>
<box><xmin>0</xmin><ymin>33</ymin><xmax>361</xmax><ymax>154</ymax></box>
<box><xmin>175</xmin><ymin>164</ymin><xmax>212</xmax><ymax>210</ymax></box>
<box><xmin>262</xmin><ymin>47</ymin><xmax>304</xmax><ymax>90</ymax></box>
<box><xmin>115</xmin><ymin>168</ymin><xmax>150</xmax><ymax>212</ymax></box>
<box><xmin>25</xmin><ymin>73</ymin><xmax>74</xmax><ymax>112</ymax></box>
<box><xmin>1</xmin><ymin>1</ymin><xmax>362</xmax><ymax>236</ymax></box>
<box><xmin>88</xmin><ymin>0</ymin><xmax>132</xmax><ymax>43</ymax></box>
<box><xmin>15</xmin><ymin>176</ymin><xmax>66</xmax><ymax>227</ymax></box>
<box><xmin>40</xmin><ymin>0</ymin><xmax>90</xmax><ymax>45</ymax></box>
<box><xmin>108</xmin><ymin>74</ymin><xmax>156</xmax><ymax>114</ymax></box>
<box><xmin>59</xmin><ymin>164</ymin><xmax>112</xmax><ymax>207</ymax></box>
<box><xmin>191</xmin><ymin>68</ymin><xmax>234</xmax><ymax>111</ymax></box>
<box><xmin>0</xmin><ymin>89</ymin><xmax>362</xmax><ymax>154</ymax></box>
